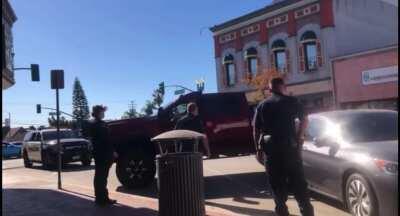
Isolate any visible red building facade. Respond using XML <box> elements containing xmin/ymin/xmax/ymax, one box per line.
<box><xmin>210</xmin><ymin>0</ymin><xmax>397</xmax><ymax>113</ymax></box>
<box><xmin>210</xmin><ymin>0</ymin><xmax>336</xmax><ymax>112</ymax></box>
<box><xmin>332</xmin><ymin>46</ymin><xmax>398</xmax><ymax>110</ymax></box>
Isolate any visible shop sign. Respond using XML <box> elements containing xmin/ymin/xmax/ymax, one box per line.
<box><xmin>362</xmin><ymin>66</ymin><xmax>398</xmax><ymax>85</ymax></box>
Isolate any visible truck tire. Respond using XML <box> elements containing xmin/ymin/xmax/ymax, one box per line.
<box><xmin>23</xmin><ymin>150</ymin><xmax>33</xmax><ymax>168</ymax></box>
<box><xmin>116</xmin><ymin>152</ymin><xmax>156</xmax><ymax>189</ymax></box>
<box><xmin>81</xmin><ymin>154</ymin><xmax>92</xmax><ymax>166</ymax></box>
<box><xmin>42</xmin><ymin>152</ymin><xmax>55</xmax><ymax>170</ymax></box>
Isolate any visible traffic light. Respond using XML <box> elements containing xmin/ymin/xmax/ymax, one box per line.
<box><xmin>159</xmin><ymin>82</ymin><xmax>165</xmax><ymax>95</ymax></box>
<box><xmin>36</xmin><ymin>104</ymin><xmax>41</xmax><ymax>114</ymax></box>
<box><xmin>31</xmin><ymin>64</ymin><xmax>40</xmax><ymax>81</ymax></box>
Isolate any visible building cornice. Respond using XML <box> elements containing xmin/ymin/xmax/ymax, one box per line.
<box><xmin>210</xmin><ymin>0</ymin><xmax>318</xmax><ymax>36</ymax></box>
<box><xmin>2</xmin><ymin>0</ymin><xmax>18</xmax><ymax>24</ymax></box>
<box><xmin>331</xmin><ymin>45</ymin><xmax>398</xmax><ymax>61</ymax></box>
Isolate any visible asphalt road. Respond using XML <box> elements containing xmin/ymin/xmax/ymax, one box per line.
<box><xmin>3</xmin><ymin>156</ymin><xmax>350</xmax><ymax>216</ymax></box>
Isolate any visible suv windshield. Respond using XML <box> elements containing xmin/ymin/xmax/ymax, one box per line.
<box><xmin>341</xmin><ymin>112</ymin><xmax>398</xmax><ymax>143</ymax></box>
<box><xmin>42</xmin><ymin>130</ymin><xmax>79</xmax><ymax>141</ymax></box>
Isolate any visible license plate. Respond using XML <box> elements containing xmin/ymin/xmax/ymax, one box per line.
<box><xmin>72</xmin><ymin>155</ymin><xmax>80</xmax><ymax>160</ymax></box>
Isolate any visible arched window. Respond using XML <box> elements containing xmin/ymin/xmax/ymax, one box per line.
<box><xmin>223</xmin><ymin>54</ymin><xmax>236</xmax><ymax>87</ymax></box>
<box><xmin>271</xmin><ymin>39</ymin><xmax>287</xmax><ymax>73</ymax></box>
<box><xmin>300</xmin><ymin>31</ymin><xmax>318</xmax><ymax>71</ymax></box>
<box><xmin>245</xmin><ymin>47</ymin><xmax>258</xmax><ymax>77</ymax></box>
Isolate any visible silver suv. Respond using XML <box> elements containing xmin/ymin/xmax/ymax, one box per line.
<box><xmin>22</xmin><ymin>129</ymin><xmax>92</xmax><ymax>169</ymax></box>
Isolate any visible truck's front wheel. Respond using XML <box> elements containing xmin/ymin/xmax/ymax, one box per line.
<box><xmin>116</xmin><ymin>153</ymin><xmax>156</xmax><ymax>189</ymax></box>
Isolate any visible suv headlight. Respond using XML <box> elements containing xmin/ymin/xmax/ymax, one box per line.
<box><xmin>374</xmin><ymin>159</ymin><xmax>398</xmax><ymax>175</ymax></box>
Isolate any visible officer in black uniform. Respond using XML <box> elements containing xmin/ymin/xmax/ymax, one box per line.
<box><xmin>253</xmin><ymin>78</ymin><xmax>314</xmax><ymax>216</ymax></box>
<box><xmin>175</xmin><ymin>102</ymin><xmax>211</xmax><ymax>157</ymax></box>
<box><xmin>86</xmin><ymin>105</ymin><xmax>117</xmax><ymax>206</ymax></box>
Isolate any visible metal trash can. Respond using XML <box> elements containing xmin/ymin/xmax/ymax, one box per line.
<box><xmin>151</xmin><ymin>130</ymin><xmax>206</xmax><ymax>216</ymax></box>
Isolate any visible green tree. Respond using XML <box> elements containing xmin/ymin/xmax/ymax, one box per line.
<box><xmin>141</xmin><ymin>100</ymin><xmax>155</xmax><ymax>116</ymax></box>
<box><xmin>152</xmin><ymin>83</ymin><xmax>165</xmax><ymax>109</ymax></box>
<box><xmin>122</xmin><ymin>101</ymin><xmax>139</xmax><ymax>119</ymax></box>
<box><xmin>140</xmin><ymin>83</ymin><xmax>165</xmax><ymax>116</ymax></box>
<box><xmin>72</xmin><ymin>78</ymin><xmax>90</xmax><ymax>128</ymax></box>
<box><xmin>48</xmin><ymin>115</ymin><xmax>73</xmax><ymax>128</ymax></box>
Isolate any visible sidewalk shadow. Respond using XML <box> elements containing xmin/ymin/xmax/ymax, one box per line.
<box><xmin>115</xmin><ymin>171</ymin><xmax>346</xmax><ymax>215</ymax></box>
<box><xmin>116</xmin><ymin>181</ymin><xmax>159</xmax><ymax>199</ymax></box>
<box><xmin>2</xmin><ymin>157</ymin><xmax>22</xmax><ymax>161</ymax></box>
<box><xmin>309</xmin><ymin>191</ymin><xmax>347</xmax><ymax>211</ymax></box>
<box><xmin>116</xmin><ymin>172</ymin><xmax>271</xmax><ymax>200</ymax></box>
<box><xmin>205</xmin><ymin>201</ymin><xmax>288</xmax><ymax>216</ymax></box>
<box><xmin>2</xmin><ymin>188</ymin><xmax>158</xmax><ymax>216</ymax></box>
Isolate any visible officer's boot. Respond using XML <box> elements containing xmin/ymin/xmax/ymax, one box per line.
<box><xmin>299</xmin><ymin>202</ymin><xmax>314</xmax><ymax>216</ymax></box>
<box><xmin>275</xmin><ymin>204</ymin><xmax>290</xmax><ymax>216</ymax></box>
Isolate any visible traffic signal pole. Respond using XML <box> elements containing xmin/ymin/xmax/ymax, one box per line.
<box><xmin>50</xmin><ymin>69</ymin><xmax>65</xmax><ymax>190</ymax></box>
<box><xmin>56</xmin><ymin>88</ymin><xmax>62</xmax><ymax>189</ymax></box>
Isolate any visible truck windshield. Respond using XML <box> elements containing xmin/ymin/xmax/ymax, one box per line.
<box><xmin>42</xmin><ymin>130</ymin><xmax>79</xmax><ymax>141</ymax></box>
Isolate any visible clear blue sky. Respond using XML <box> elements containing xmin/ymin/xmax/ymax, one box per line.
<box><xmin>3</xmin><ymin>0</ymin><xmax>272</xmax><ymax>127</ymax></box>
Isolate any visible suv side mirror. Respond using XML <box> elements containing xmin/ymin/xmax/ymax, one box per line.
<box><xmin>313</xmin><ymin>137</ymin><xmax>339</xmax><ymax>148</ymax></box>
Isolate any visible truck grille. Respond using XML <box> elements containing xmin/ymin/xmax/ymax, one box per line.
<box><xmin>63</xmin><ymin>142</ymin><xmax>83</xmax><ymax>151</ymax></box>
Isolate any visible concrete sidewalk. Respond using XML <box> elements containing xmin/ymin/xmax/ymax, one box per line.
<box><xmin>2</xmin><ymin>181</ymin><xmax>238</xmax><ymax>216</ymax></box>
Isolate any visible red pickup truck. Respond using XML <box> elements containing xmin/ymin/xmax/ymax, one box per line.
<box><xmin>107</xmin><ymin>91</ymin><xmax>256</xmax><ymax>188</ymax></box>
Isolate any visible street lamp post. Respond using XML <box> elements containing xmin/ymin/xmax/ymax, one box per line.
<box><xmin>196</xmin><ymin>79</ymin><xmax>205</xmax><ymax>92</ymax></box>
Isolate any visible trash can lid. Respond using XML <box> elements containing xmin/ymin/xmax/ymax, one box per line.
<box><xmin>151</xmin><ymin>130</ymin><xmax>205</xmax><ymax>142</ymax></box>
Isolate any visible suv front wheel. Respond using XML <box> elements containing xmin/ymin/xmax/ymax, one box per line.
<box><xmin>23</xmin><ymin>150</ymin><xmax>33</xmax><ymax>168</ymax></box>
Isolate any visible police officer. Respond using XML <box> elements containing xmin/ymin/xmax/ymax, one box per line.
<box><xmin>87</xmin><ymin>105</ymin><xmax>118</xmax><ymax>206</ymax></box>
<box><xmin>253</xmin><ymin>78</ymin><xmax>314</xmax><ymax>216</ymax></box>
<box><xmin>175</xmin><ymin>103</ymin><xmax>211</xmax><ymax>157</ymax></box>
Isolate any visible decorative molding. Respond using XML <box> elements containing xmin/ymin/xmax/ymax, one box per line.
<box><xmin>241</xmin><ymin>24</ymin><xmax>260</xmax><ymax>37</ymax></box>
<box><xmin>219</xmin><ymin>32</ymin><xmax>237</xmax><ymax>44</ymax></box>
<box><xmin>212</xmin><ymin>0</ymin><xmax>318</xmax><ymax>35</ymax></box>
<box><xmin>294</xmin><ymin>3</ymin><xmax>320</xmax><ymax>19</ymax></box>
<box><xmin>266</xmin><ymin>14</ymin><xmax>289</xmax><ymax>28</ymax></box>
<box><xmin>2</xmin><ymin>0</ymin><xmax>18</xmax><ymax>24</ymax></box>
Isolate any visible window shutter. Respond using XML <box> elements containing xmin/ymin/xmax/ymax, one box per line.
<box><xmin>234</xmin><ymin>62</ymin><xmax>238</xmax><ymax>84</ymax></box>
<box><xmin>316</xmin><ymin>39</ymin><xmax>323</xmax><ymax>67</ymax></box>
<box><xmin>270</xmin><ymin>52</ymin><xmax>276</xmax><ymax>70</ymax></box>
<box><xmin>285</xmin><ymin>49</ymin><xmax>290</xmax><ymax>73</ymax></box>
<box><xmin>298</xmin><ymin>45</ymin><xmax>305</xmax><ymax>73</ymax></box>
<box><xmin>256</xmin><ymin>56</ymin><xmax>261</xmax><ymax>74</ymax></box>
<box><xmin>244</xmin><ymin>58</ymin><xmax>249</xmax><ymax>76</ymax></box>
<box><xmin>221</xmin><ymin>64</ymin><xmax>227</xmax><ymax>87</ymax></box>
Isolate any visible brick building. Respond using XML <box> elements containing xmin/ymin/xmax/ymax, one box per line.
<box><xmin>332</xmin><ymin>46</ymin><xmax>398</xmax><ymax>110</ymax></box>
<box><xmin>2</xmin><ymin>0</ymin><xmax>17</xmax><ymax>90</ymax></box>
<box><xmin>210</xmin><ymin>0</ymin><xmax>397</xmax><ymax>112</ymax></box>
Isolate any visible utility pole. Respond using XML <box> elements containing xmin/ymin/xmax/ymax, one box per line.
<box><xmin>129</xmin><ymin>101</ymin><xmax>135</xmax><ymax>111</ymax></box>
